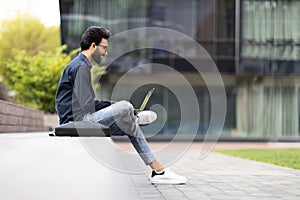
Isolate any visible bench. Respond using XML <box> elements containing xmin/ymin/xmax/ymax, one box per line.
<box><xmin>49</xmin><ymin>121</ymin><xmax>110</xmax><ymax>137</ymax></box>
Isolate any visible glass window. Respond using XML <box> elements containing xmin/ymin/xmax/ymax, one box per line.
<box><xmin>240</xmin><ymin>0</ymin><xmax>300</xmax><ymax>74</ymax></box>
<box><xmin>60</xmin><ymin>0</ymin><xmax>236</xmax><ymax>73</ymax></box>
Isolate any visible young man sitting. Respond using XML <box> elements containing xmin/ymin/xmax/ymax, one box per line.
<box><xmin>55</xmin><ymin>26</ymin><xmax>187</xmax><ymax>184</ymax></box>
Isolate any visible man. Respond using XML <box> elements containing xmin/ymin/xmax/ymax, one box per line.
<box><xmin>55</xmin><ymin>26</ymin><xmax>187</xmax><ymax>184</ymax></box>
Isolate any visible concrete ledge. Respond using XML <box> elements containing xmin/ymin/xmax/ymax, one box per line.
<box><xmin>0</xmin><ymin>100</ymin><xmax>47</xmax><ymax>132</ymax></box>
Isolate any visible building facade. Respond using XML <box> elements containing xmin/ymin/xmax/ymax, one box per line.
<box><xmin>59</xmin><ymin>0</ymin><xmax>300</xmax><ymax>140</ymax></box>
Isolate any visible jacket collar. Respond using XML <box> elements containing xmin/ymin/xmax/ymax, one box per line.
<box><xmin>79</xmin><ymin>52</ymin><xmax>93</xmax><ymax>69</ymax></box>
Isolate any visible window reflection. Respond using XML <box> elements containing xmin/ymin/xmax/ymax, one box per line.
<box><xmin>60</xmin><ymin>0</ymin><xmax>236</xmax><ymax>73</ymax></box>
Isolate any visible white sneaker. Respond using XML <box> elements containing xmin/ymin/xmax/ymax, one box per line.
<box><xmin>136</xmin><ymin>110</ymin><xmax>157</xmax><ymax>125</ymax></box>
<box><xmin>150</xmin><ymin>168</ymin><xmax>187</xmax><ymax>185</ymax></box>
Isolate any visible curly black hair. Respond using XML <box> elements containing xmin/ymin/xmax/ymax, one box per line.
<box><xmin>80</xmin><ymin>26</ymin><xmax>110</xmax><ymax>51</ymax></box>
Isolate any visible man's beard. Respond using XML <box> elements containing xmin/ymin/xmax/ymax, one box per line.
<box><xmin>92</xmin><ymin>47</ymin><xmax>103</xmax><ymax>65</ymax></box>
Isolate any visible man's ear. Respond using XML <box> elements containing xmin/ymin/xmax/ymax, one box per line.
<box><xmin>91</xmin><ymin>42</ymin><xmax>97</xmax><ymax>49</ymax></box>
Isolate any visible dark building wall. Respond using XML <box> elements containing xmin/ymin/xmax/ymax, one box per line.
<box><xmin>58</xmin><ymin>0</ymin><xmax>300</xmax><ymax>139</ymax></box>
<box><xmin>59</xmin><ymin>0</ymin><xmax>236</xmax><ymax>73</ymax></box>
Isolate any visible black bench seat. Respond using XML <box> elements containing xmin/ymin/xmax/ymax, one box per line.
<box><xmin>50</xmin><ymin>121</ymin><xmax>110</xmax><ymax>137</ymax></box>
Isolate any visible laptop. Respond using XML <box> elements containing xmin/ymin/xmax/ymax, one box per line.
<box><xmin>134</xmin><ymin>87</ymin><xmax>155</xmax><ymax>113</ymax></box>
<box><xmin>139</xmin><ymin>87</ymin><xmax>155</xmax><ymax>111</ymax></box>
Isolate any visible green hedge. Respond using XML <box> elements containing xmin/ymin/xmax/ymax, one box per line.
<box><xmin>2</xmin><ymin>47</ymin><xmax>76</xmax><ymax>113</ymax></box>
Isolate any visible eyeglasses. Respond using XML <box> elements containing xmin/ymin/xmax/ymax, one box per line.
<box><xmin>98</xmin><ymin>44</ymin><xmax>108</xmax><ymax>53</ymax></box>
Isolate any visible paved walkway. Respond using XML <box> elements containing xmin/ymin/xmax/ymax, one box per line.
<box><xmin>0</xmin><ymin>133</ymin><xmax>299</xmax><ymax>200</ymax></box>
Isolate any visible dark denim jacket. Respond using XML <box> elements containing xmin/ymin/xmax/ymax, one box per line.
<box><xmin>55</xmin><ymin>52</ymin><xmax>111</xmax><ymax>124</ymax></box>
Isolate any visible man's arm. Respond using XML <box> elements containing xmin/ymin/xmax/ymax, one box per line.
<box><xmin>94</xmin><ymin>100</ymin><xmax>112</xmax><ymax>111</ymax></box>
<box><xmin>72</xmin><ymin>65</ymin><xmax>95</xmax><ymax>113</ymax></box>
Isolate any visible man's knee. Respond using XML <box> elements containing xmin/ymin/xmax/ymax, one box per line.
<box><xmin>115</xmin><ymin>100</ymin><xmax>134</xmax><ymax>116</ymax></box>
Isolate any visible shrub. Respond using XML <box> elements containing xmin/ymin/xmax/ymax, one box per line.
<box><xmin>2</xmin><ymin>47</ymin><xmax>76</xmax><ymax>113</ymax></box>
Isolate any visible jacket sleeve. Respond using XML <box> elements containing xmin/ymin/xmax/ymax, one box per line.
<box><xmin>94</xmin><ymin>100</ymin><xmax>113</xmax><ymax>111</ymax></box>
<box><xmin>72</xmin><ymin>65</ymin><xmax>95</xmax><ymax>113</ymax></box>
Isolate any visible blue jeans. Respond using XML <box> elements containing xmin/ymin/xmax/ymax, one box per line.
<box><xmin>82</xmin><ymin>100</ymin><xmax>156</xmax><ymax>165</ymax></box>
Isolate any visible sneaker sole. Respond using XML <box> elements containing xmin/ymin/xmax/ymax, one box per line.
<box><xmin>150</xmin><ymin>179</ymin><xmax>187</xmax><ymax>185</ymax></box>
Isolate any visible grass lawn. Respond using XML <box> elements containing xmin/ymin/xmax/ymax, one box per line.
<box><xmin>214</xmin><ymin>148</ymin><xmax>300</xmax><ymax>170</ymax></box>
